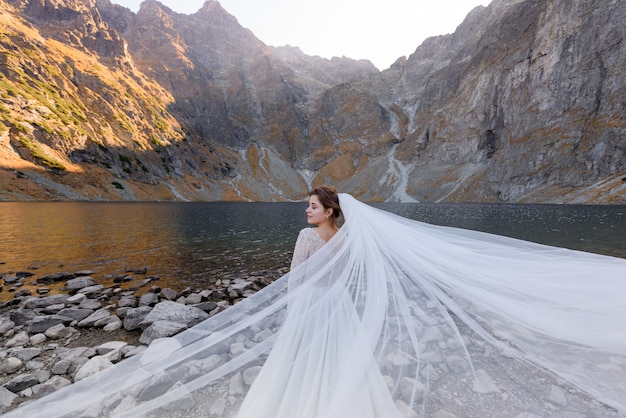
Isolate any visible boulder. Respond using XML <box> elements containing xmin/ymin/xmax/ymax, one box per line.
<box><xmin>159</xmin><ymin>288</ymin><xmax>178</xmax><ymax>301</ymax></box>
<box><xmin>31</xmin><ymin>376</ymin><xmax>71</xmax><ymax>397</ymax></box>
<box><xmin>56</xmin><ymin>307</ymin><xmax>93</xmax><ymax>322</ymax></box>
<box><xmin>77</xmin><ymin>309</ymin><xmax>111</xmax><ymax>328</ymax></box>
<box><xmin>44</xmin><ymin>324</ymin><xmax>71</xmax><ymax>340</ymax></box>
<box><xmin>141</xmin><ymin>301</ymin><xmax>209</xmax><ymax>329</ymax></box>
<box><xmin>65</xmin><ymin>276</ymin><xmax>97</xmax><ymax>291</ymax></box>
<box><xmin>139</xmin><ymin>321</ymin><xmax>187</xmax><ymax>345</ymax></box>
<box><xmin>0</xmin><ymin>358</ymin><xmax>23</xmax><ymax>375</ymax></box>
<box><xmin>5</xmin><ymin>331</ymin><xmax>30</xmax><ymax>348</ymax></box>
<box><xmin>0</xmin><ymin>386</ymin><xmax>17</xmax><ymax>408</ymax></box>
<box><xmin>36</xmin><ymin>272</ymin><xmax>74</xmax><ymax>284</ymax></box>
<box><xmin>11</xmin><ymin>347</ymin><xmax>42</xmax><ymax>362</ymax></box>
<box><xmin>3</xmin><ymin>373</ymin><xmax>39</xmax><ymax>393</ymax></box>
<box><xmin>23</xmin><ymin>294</ymin><xmax>69</xmax><ymax>309</ymax></box>
<box><xmin>77</xmin><ymin>285</ymin><xmax>105</xmax><ymax>297</ymax></box>
<box><xmin>74</xmin><ymin>356</ymin><xmax>114</xmax><ymax>381</ymax></box>
<box><xmin>123</xmin><ymin>306</ymin><xmax>153</xmax><ymax>331</ymax></box>
<box><xmin>0</xmin><ymin>318</ymin><xmax>15</xmax><ymax>335</ymax></box>
<box><xmin>138</xmin><ymin>293</ymin><xmax>159</xmax><ymax>307</ymax></box>
<box><xmin>9</xmin><ymin>309</ymin><xmax>36</xmax><ymax>326</ymax></box>
<box><xmin>66</xmin><ymin>294</ymin><xmax>86</xmax><ymax>304</ymax></box>
<box><xmin>28</xmin><ymin>315</ymin><xmax>74</xmax><ymax>334</ymax></box>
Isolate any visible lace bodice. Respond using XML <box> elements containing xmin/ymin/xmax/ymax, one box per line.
<box><xmin>290</xmin><ymin>228</ymin><xmax>326</xmax><ymax>270</ymax></box>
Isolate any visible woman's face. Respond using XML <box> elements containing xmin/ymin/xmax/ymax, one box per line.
<box><xmin>306</xmin><ymin>194</ymin><xmax>332</xmax><ymax>225</ymax></box>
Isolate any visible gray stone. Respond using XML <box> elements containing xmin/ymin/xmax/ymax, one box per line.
<box><xmin>136</xmin><ymin>371</ymin><xmax>176</xmax><ymax>401</ymax></box>
<box><xmin>209</xmin><ymin>398</ymin><xmax>227</xmax><ymax>416</ymax></box>
<box><xmin>77</xmin><ymin>309</ymin><xmax>110</xmax><ymax>328</ymax></box>
<box><xmin>0</xmin><ymin>386</ymin><xmax>17</xmax><ymax>408</ymax></box>
<box><xmin>13</xmin><ymin>289</ymin><xmax>31</xmax><ymax>298</ymax></box>
<box><xmin>66</xmin><ymin>294</ymin><xmax>86</xmax><ymax>304</ymax></box>
<box><xmin>0</xmin><ymin>358</ymin><xmax>23</xmax><ymax>374</ymax></box>
<box><xmin>399</xmin><ymin>377</ymin><xmax>425</xmax><ymax>403</ymax></box>
<box><xmin>123</xmin><ymin>306</ymin><xmax>153</xmax><ymax>331</ymax></box>
<box><xmin>29</xmin><ymin>333</ymin><xmax>46</xmax><ymax>345</ymax></box>
<box><xmin>110</xmin><ymin>396</ymin><xmax>138</xmax><ymax>416</ymax></box>
<box><xmin>446</xmin><ymin>355</ymin><xmax>470</xmax><ymax>374</ymax></box>
<box><xmin>9</xmin><ymin>309</ymin><xmax>36</xmax><ymax>326</ymax></box>
<box><xmin>230</xmin><ymin>281</ymin><xmax>253</xmax><ymax>292</ymax></box>
<box><xmin>65</xmin><ymin>276</ymin><xmax>96</xmax><ymax>291</ymax></box>
<box><xmin>56</xmin><ymin>307</ymin><xmax>93</xmax><ymax>322</ymax></box>
<box><xmin>116</xmin><ymin>307</ymin><xmax>131</xmax><ymax>318</ymax></box>
<box><xmin>31</xmin><ymin>376</ymin><xmax>71</xmax><ymax>397</ymax></box>
<box><xmin>124</xmin><ymin>345</ymin><xmax>147</xmax><ymax>358</ymax></box>
<box><xmin>192</xmin><ymin>301</ymin><xmax>218</xmax><ymax>313</ymax></box>
<box><xmin>141</xmin><ymin>301</ymin><xmax>209</xmax><ymax>328</ymax></box>
<box><xmin>228</xmin><ymin>372</ymin><xmax>244</xmax><ymax>396</ymax></box>
<box><xmin>3</xmin><ymin>373</ymin><xmax>39</xmax><ymax>393</ymax></box>
<box><xmin>28</xmin><ymin>315</ymin><xmax>73</xmax><ymax>334</ymax></box>
<box><xmin>420</xmin><ymin>364</ymin><xmax>440</xmax><ymax>381</ymax></box>
<box><xmin>23</xmin><ymin>294</ymin><xmax>69</xmax><ymax>309</ymax></box>
<box><xmin>34</xmin><ymin>369</ymin><xmax>50</xmax><ymax>383</ymax></box>
<box><xmin>93</xmin><ymin>315</ymin><xmax>118</xmax><ymax>328</ymax></box>
<box><xmin>36</xmin><ymin>272</ymin><xmax>74</xmax><ymax>284</ymax></box>
<box><xmin>77</xmin><ymin>285</ymin><xmax>105</xmax><ymax>296</ymax></box>
<box><xmin>117</xmin><ymin>297</ymin><xmax>137</xmax><ymax>308</ymax></box>
<box><xmin>242</xmin><ymin>366</ymin><xmax>262</xmax><ymax>386</ymax></box>
<box><xmin>159</xmin><ymin>288</ymin><xmax>178</xmax><ymax>301</ymax></box>
<box><xmin>74</xmin><ymin>356</ymin><xmax>114</xmax><ymax>381</ymax></box>
<box><xmin>68</xmin><ymin>358</ymin><xmax>89</xmax><ymax>375</ymax></box>
<box><xmin>472</xmin><ymin>369</ymin><xmax>500</xmax><ymax>394</ymax></box>
<box><xmin>79</xmin><ymin>299</ymin><xmax>102</xmax><ymax>310</ymax></box>
<box><xmin>44</xmin><ymin>324</ymin><xmax>71</xmax><ymax>340</ymax></box>
<box><xmin>95</xmin><ymin>341</ymin><xmax>128</xmax><ymax>356</ymax></box>
<box><xmin>11</xmin><ymin>348</ymin><xmax>42</xmax><ymax>362</ymax></box>
<box><xmin>139</xmin><ymin>321</ymin><xmax>187</xmax><ymax>345</ymax></box>
<box><xmin>2</xmin><ymin>275</ymin><xmax>20</xmax><ymax>284</ymax></box>
<box><xmin>139</xmin><ymin>292</ymin><xmax>159</xmax><ymax>307</ymax></box>
<box><xmin>51</xmin><ymin>359</ymin><xmax>72</xmax><ymax>375</ymax></box>
<box><xmin>42</xmin><ymin>303</ymin><xmax>66</xmax><ymax>314</ymax></box>
<box><xmin>103</xmin><ymin>318</ymin><xmax>122</xmax><ymax>332</ymax></box>
<box><xmin>5</xmin><ymin>331</ymin><xmax>30</xmax><ymax>348</ymax></box>
<box><xmin>184</xmin><ymin>293</ymin><xmax>202</xmax><ymax>305</ymax></box>
<box><xmin>547</xmin><ymin>384</ymin><xmax>568</xmax><ymax>407</ymax></box>
<box><xmin>160</xmin><ymin>381</ymin><xmax>195</xmax><ymax>411</ymax></box>
<box><xmin>26</xmin><ymin>359</ymin><xmax>46</xmax><ymax>371</ymax></box>
<box><xmin>0</xmin><ymin>318</ymin><xmax>15</xmax><ymax>335</ymax></box>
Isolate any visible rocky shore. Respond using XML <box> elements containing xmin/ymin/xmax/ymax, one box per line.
<box><xmin>0</xmin><ymin>266</ymin><xmax>279</xmax><ymax>413</ymax></box>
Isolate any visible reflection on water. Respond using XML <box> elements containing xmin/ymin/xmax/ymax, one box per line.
<box><xmin>1</xmin><ymin>202</ymin><xmax>624</xmax><ymax>301</ymax></box>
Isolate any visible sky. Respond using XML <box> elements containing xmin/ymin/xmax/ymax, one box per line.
<box><xmin>110</xmin><ymin>0</ymin><xmax>491</xmax><ymax>70</ymax></box>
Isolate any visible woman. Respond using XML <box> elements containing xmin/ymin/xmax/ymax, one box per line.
<box><xmin>6</xmin><ymin>187</ymin><xmax>626</xmax><ymax>417</ymax></box>
<box><xmin>237</xmin><ymin>185</ymin><xmax>404</xmax><ymax>417</ymax></box>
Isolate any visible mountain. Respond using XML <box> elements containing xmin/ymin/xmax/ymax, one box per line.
<box><xmin>0</xmin><ymin>0</ymin><xmax>624</xmax><ymax>203</ymax></box>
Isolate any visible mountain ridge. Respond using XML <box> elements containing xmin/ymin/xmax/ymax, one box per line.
<box><xmin>1</xmin><ymin>0</ymin><xmax>624</xmax><ymax>202</ymax></box>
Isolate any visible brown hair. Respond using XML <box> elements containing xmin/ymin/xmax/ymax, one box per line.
<box><xmin>309</xmin><ymin>185</ymin><xmax>342</xmax><ymax>225</ymax></box>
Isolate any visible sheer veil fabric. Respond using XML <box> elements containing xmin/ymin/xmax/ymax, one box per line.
<box><xmin>6</xmin><ymin>194</ymin><xmax>626</xmax><ymax>417</ymax></box>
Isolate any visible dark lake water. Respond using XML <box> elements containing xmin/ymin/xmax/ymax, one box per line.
<box><xmin>1</xmin><ymin>202</ymin><xmax>624</xmax><ymax>301</ymax></box>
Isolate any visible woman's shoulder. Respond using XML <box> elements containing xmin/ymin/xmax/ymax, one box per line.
<box><xmin>297</xmin><ymin>227</ymin><xmax>316</xmax><ymax>237</ymax></box>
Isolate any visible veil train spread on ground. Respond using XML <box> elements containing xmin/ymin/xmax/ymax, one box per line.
<box><xmin>6</xmin><ymin>194</ymin><xmax>626</xmax><ymax>417</ymax></box>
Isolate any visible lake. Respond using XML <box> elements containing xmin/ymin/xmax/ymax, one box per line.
<box><xmin>1</xmin><ymin>201</ymin><xmax>624</xmax><ymax>302</ymax></box>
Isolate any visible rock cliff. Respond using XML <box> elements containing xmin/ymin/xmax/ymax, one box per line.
<box><xmin>0</xmin><ymin>0</ymin><xmax>624</xmax><ymax>202</ymax></box>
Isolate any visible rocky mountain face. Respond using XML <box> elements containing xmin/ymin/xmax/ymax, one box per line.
<box><xmin>0</xmin><ymin>0</ymin><xmax>624</xmax><ymax>203</ymax></box>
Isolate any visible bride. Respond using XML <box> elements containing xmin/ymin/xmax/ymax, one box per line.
<box><xmin>6</xmin><ymin>186</ymin><xmax>626</xmax><ymax>417</ymax></box>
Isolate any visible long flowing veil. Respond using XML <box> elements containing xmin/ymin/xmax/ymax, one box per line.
<box><xmin>6</xmin><ymin>194</ymin><xmax>626</xmax><ymax>417</ymax></box>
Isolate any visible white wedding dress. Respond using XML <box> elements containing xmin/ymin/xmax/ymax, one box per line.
<box><xmin>6</xmin><ymin>194</ymin><xmax>626</xmax><ymax>417</ymax></box>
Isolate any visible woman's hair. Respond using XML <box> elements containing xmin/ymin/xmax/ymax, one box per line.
<box><xmin>309</xmin><ymin>185</ymin><xmax>342</xmax><ymax>224</ymax></box>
